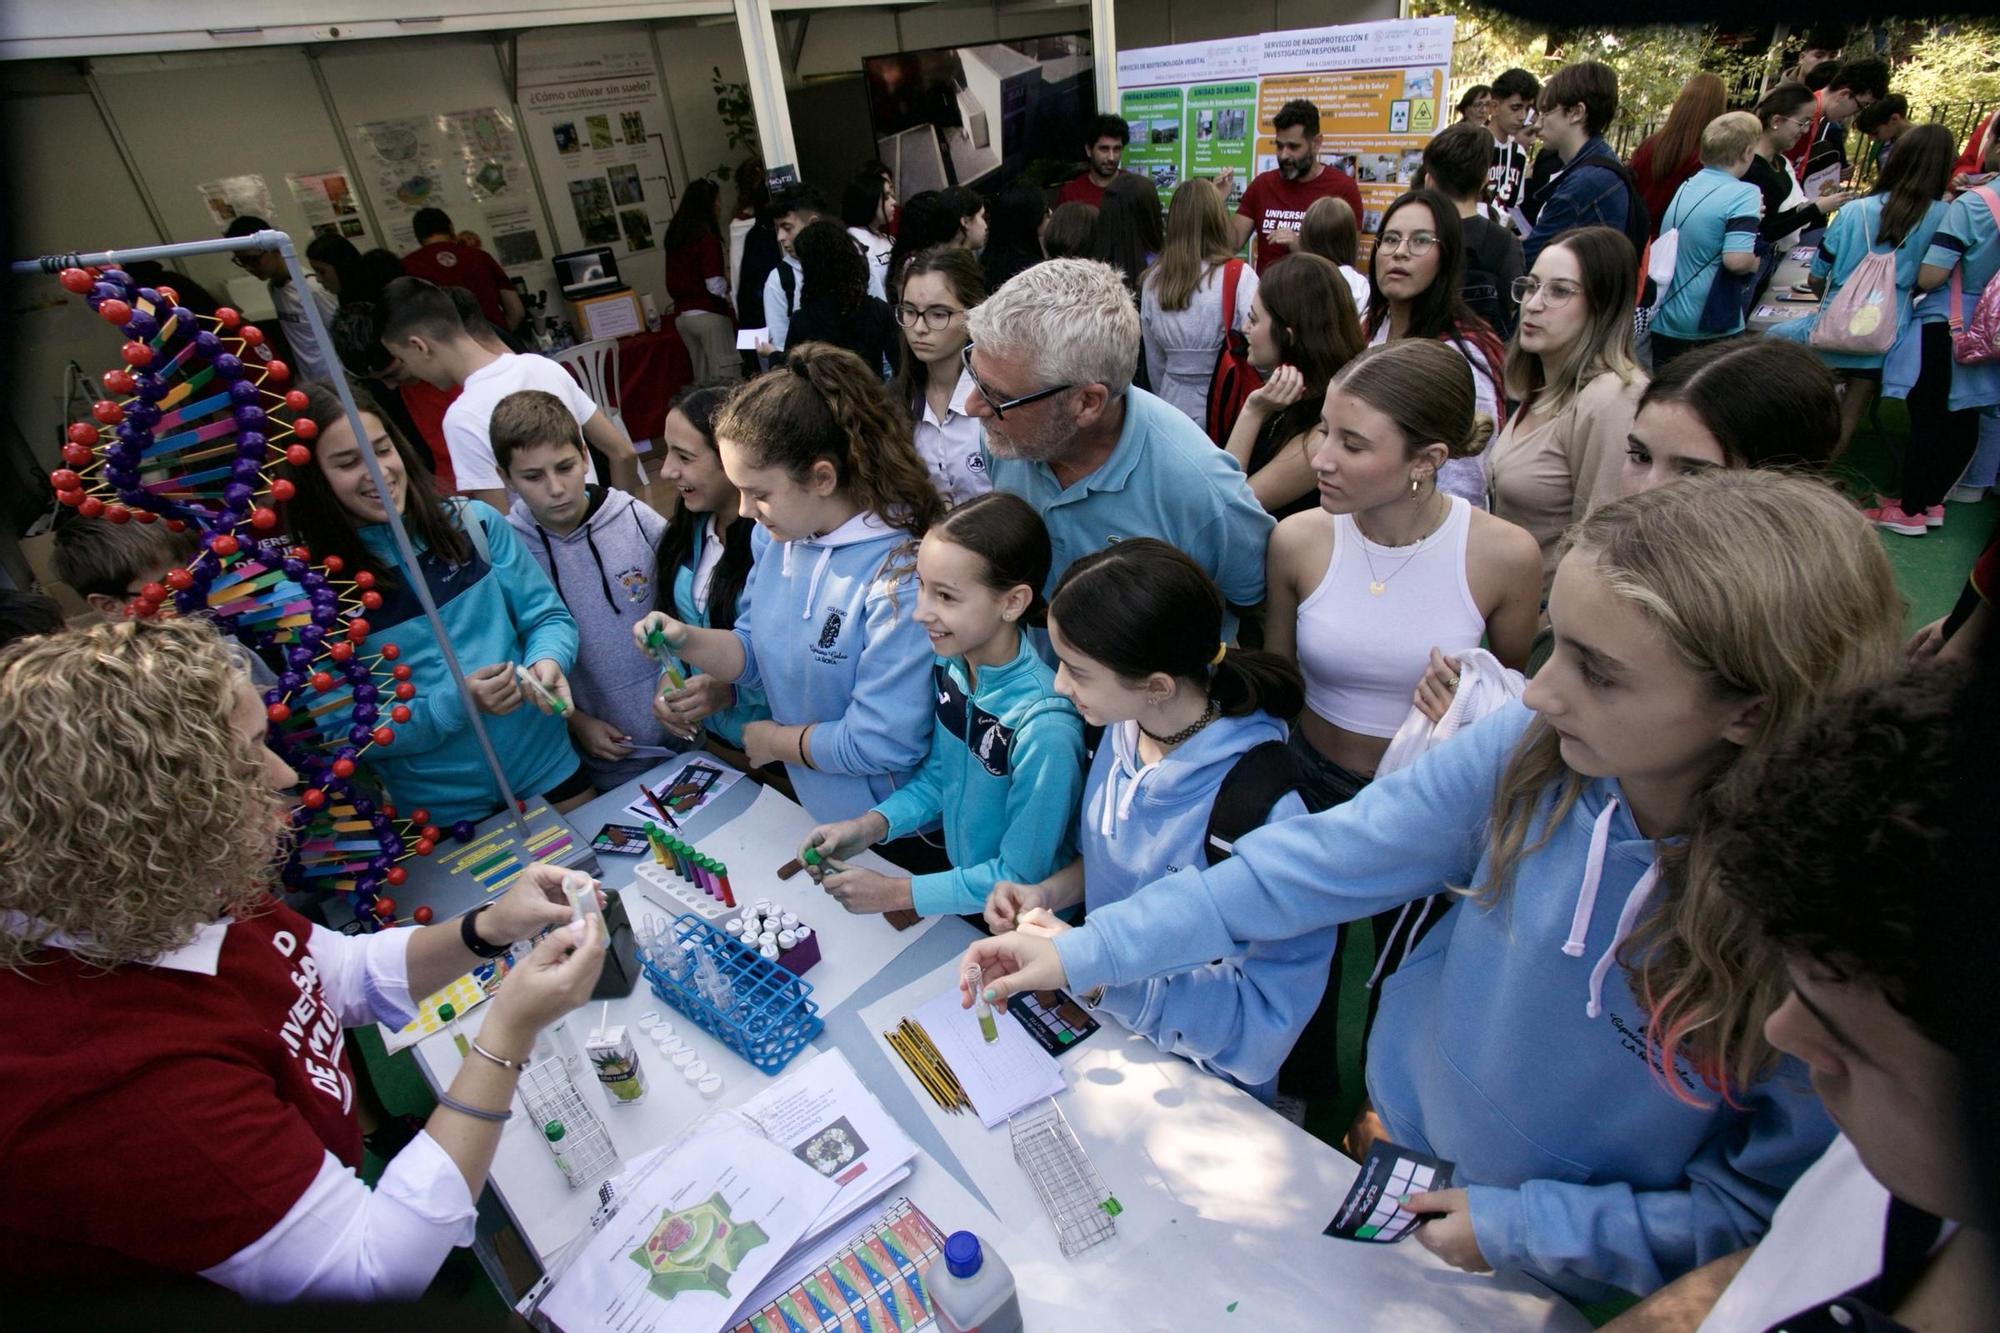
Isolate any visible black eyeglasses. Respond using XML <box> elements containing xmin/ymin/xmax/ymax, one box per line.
<box><xmin>895</xmin><ymin>303</ymin><xmax>964</xmax><ymax>331</ymax></box>
<box><xmin>961</xmin><ymin>343</ymin><xmax>1074</xmax><ymax>419</ymax></box>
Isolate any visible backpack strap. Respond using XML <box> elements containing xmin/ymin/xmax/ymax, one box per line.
<box><xmin>450</xmin><ymin>496</ymin><xmax>492</xmax><ymax>564</ymax></box>
<box><xmin>778</xmin><ymin>258</ymin><xmax>798</xmax><ymax>311</ymax></box>
<box><xmin>1204</xmin><ymin>739</ymin><xmax>1300</xmax><ymax>864</ymax></box>
<box><xmin>1219</xmin><ymin>259</ymin><xmax>1244</xmax><ymax>336</ymax></box>
<box><xmin>1951</xmin><ymin>186</ymin><xmax>2000</xmax><ymax>334</ymax></box>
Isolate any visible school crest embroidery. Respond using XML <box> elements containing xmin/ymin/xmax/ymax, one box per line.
<box><xmin>816</xmin><ymin>609</ymin><xmax>845</xmax><ymax>651</ymax></box>
<box><xmin>933</xmin><ymin>664</ymin><xmax>1015</xmax><ymax>777</ymax></box>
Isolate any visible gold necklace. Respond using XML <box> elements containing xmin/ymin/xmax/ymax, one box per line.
<box><xmin>1355</xmin><ymin>495</ymin><xmax>1448</xmax><ymax>596</ymax></box>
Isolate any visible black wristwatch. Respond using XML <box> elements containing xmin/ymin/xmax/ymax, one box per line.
<box><xmin>459</xmin><ymin>903</ymin><xmax>511</xmax><ymax>959</ymax></box>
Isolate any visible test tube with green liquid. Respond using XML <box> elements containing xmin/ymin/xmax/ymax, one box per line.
<box><xmin>439</xmin><ymin>1001</ymin><xmax>469</xmax><ymax>1057</ymax></box>
<box><xmin>965</xmin><ymin>960</ymin><xmax>998</xmax><ymax>1043</ymax></box>
<box><xmin>646</xmin><ymin>628</ymin><xmax>688</xmax><ymax>690</ymax></box>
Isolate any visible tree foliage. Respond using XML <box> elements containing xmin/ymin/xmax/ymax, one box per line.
<box><xmin>1421</xmin><ymin>4</ymin><xmax>2000</xmax><ymax>145</ymax></box>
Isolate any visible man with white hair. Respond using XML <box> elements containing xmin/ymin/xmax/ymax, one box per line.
<box><xmin>967</xmin><ymin>259</ymin><xmax>1273</xmax><ymax>629</ymax></box>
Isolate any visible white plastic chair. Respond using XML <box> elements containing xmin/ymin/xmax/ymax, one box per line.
<box><xmin>551</xmin><ymin>337</ymin><xmax>646</xmax><ymax>482</ymax></box>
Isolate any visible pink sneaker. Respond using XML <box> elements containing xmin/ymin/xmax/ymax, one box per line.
<box><xmin>1865</xmin><ymin>503</ymin><xmax>1929</xmax><ymax>536</ymax></box>
<box><xmin>1925</xmin><ymin>505</ymin><xmax>1945</xmax><ymax>528</ymax></box>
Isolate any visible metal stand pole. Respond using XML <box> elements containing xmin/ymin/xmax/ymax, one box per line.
<box><xmin>15</xmin><ymin>228</ymin><xmax>526</xmax><ymax>821</ymax></box>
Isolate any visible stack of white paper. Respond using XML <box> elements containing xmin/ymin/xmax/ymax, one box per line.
<box><xmin>538</xmin><ymin>1124</ymin><xmax>837</xmax><ymax>1333</ymax></box>
<box><xmin>909</xmin><ymin>985</ymin><xmax>1067</xmax><ymax>1128</ymax></box>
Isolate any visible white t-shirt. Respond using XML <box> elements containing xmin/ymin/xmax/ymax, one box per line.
<box><xmin>912</xmin><ymin>366</ymin><xmax>992</xmax><ymax>506</ymax></box>
<box><xmin>849</xmin><ymin>226</ymin><xmax>895</xmax><ymax>303</ymax></box>
<box><xmin>441</xmin><ymin>352</ymin><xmax>600</xmax><ymax>493</ymax></box>
<box><xmin>1700</xmin><ymin>1133</ymin><xmax>1949</xmax><ymax>1332</ymax></box>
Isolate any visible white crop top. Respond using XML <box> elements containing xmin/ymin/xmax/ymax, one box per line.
<box><xmin>1295</xmin><ymin>495</ymin><xmax>1487</xmax><ymax>738</ymax></box>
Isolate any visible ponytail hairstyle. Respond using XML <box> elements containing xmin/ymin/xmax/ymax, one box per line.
<box><xmin>279</xmin><ymin>382</ymin><xmax>470</xmax><ymax>587</ymax></box>
<box><xmin>653</xmin><ymin>382</ymin><xmax>755</xmax><ymax>630</ymax></box>
<box><xmin>1476</xmin><ymin>471</ymin><xmax>1901</xmax><ymax>1098</ymax></box>
<box><xmin>1637</xmin><ymin>338</ymin><xmax>1840</xmax><ymax>472</ymax></box>
<box><xmin>1330</xmin><ymin>340</ymin><xmax>1494</xmax><ymax>465</ymax></box>
<box><xmin>715</xmin><ymin>343</ymin><xmax>944</xmax><ymax>580</ymax></box>
<box><xmin>1049</xmin><ymin>538</ymin><xmax>1304</xmax><ymax>720</ymax></box>
<box><xmin>928</xmin><ymin>492</ymin><xmax>1051</xmax><ymax>628</ymax></box>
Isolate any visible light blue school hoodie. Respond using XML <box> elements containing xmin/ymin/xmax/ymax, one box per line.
<box><xmin>871</xmin><ymin>635</ymin><xmax>1085</xmax><ymax>917</ymax></box>
<box><xmin>667</xmin><ymin>514</ymin><xmax>769</xmax><ymax>749</ymax></box>
<box><xmin>1053</xmin><ymin>700</ymin><xmax>1834</xmax><ymax>1301</ymax></box>
<box><xmin>1080</xmin><ymin>711</ymin><xmax>1329</xmax><ymax>1093</ymax></box>
<box><xmin>732</xmin><ymin>515</ymin><xmax>935</xmax><ymax>821</ymax></box>
<box><xmin>333</xmin><ymin>499</ymin><xmax>581</xmax><ymax>825</ymax></box>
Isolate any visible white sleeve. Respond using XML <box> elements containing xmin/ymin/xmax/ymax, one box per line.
<box><xmin>441</xmin><ymin>404</ymin><xmax>503</xmax><ymax>492</ymax></box>
<box><xmin>763</xmin><ymin>269</ymin><xmax>790</xmax><ymax>349</ymax></box>
<box><xmin>1457</xmin><ymin>341</ymin><xmax>1501</xmax><ymax>422</ymax></box>
<box><xmin>307</xmin><ymin>921</ymin><xmax>418</xmax><ymax>1029</ymax></box>
<box><xmin>199</xmin><ymin>1136</ymin><xmax>477</xmax><ymax>1302</ymax></box>
<box><xmin>530</xmin><ymin>354</ymin><xmax>602</xmax><ymax>428</ymax></box>
<box><xmin>705</xmin><ymin>276</ymin><xmax>731</xmax><ymax>300</ymax></box>
<box><xmin>1235</xmin><ymin>265</ymin><xmax>1260</xmax><ymax>329</ymax></box>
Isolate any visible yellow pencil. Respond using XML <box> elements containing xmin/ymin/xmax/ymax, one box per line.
<box><xmin>885</xmin><ymin>1029</ymin><xmax>961</xmax><ymax>1112</ymax></box>
<box><xmin>900</xmin><ymin>1025</ymin><xmax>968</xmax><ymax>1112</ymax></box>
<box><xmin>902</xmin><ymin>1019</ymin><xmax>970</xmax><ymax>1108</ymax></box>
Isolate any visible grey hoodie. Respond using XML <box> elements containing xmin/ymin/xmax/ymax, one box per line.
<box><xmin>507</xmin><ymin>487</ymin><xmax>679</xmax><ymax>788</ymax></box>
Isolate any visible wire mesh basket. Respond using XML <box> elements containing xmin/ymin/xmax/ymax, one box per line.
<box><xmin>1009</xmin><ymin>1098</ymin><xmax>1119</xmax><ymax>1257</ymax></box>
<box><xmin>518</xmin><ymin>1058</ymin><xmax>620</xmax><ymax>1189</ymax></box>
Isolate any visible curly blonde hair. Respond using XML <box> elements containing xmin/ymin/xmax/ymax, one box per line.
<box><xmin>0</xmin><ymin>618</ymin><xmax>290</xmax><ymax>970</ymax></box>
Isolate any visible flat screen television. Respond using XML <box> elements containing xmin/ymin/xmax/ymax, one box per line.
<box><xmin>553</xmin><ymin>245</ymin><xmax>623</xmax><ymax>301</ymax></box>
<box><xmin>862</xmin><ymin>33</ymin><xmax>1094</xmax><ymax>194</ymax></box>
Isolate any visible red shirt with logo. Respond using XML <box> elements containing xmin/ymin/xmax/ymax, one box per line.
<box><xmin>1237</xmin><ymin>165</ymin><xmax>1365</xmax><ymax>273</ymax></box>
<box><xmin>402</xmin><ymin>240</ymin><xmax>513</xmax><ymax>326</ymax></box>
<box><xmin>0</xmin><ymin>900</ymin><xmax>362</xmax><ymax>1283</ymax></box>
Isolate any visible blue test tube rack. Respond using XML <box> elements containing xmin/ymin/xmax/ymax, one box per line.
<box><xmin>640</xmin><ymin>913</ymin><xmax>823</xmax><ymax>1074</ymax></box>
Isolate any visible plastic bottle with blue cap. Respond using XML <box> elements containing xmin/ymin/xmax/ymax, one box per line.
<box><xmin>923</xmin><ymin>1230</ymin><xmax>1021</xmax><ymax>1333</ymax></box>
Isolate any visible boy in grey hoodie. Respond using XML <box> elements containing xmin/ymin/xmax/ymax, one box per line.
<box><xmin>492</xmin><ymin>389</ymin><xmax>679</xmax><ymax>788</ymax></box>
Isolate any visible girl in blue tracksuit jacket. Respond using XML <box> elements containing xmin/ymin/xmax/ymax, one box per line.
<box><xmin>960</xmin><ymin>471</ymin><xmax>1904</xmax><ymax>1301</ymax></box>
<box><xmin>634</xmin><ymin>345</ymin><xmax>942</xmax><ymax>829</ymax></box>
<box><xmin>800</xmin><ymin>493</ymin><xmax>1086</xmax><ymax>918</ymax></box>
<box><xmin>987</xmin><ymin>538</ymin><xmax>1332</xmax><ymax>1101</ymax></box>
<box><xmin>281</xmin><ymin>387</ymin><xmax>586</xmax><ymax>826</ymax></box>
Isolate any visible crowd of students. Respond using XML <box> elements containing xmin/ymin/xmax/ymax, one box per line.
<box><xmin>5</xmin><ymin>33</ymin><xmax>2000</xmax><ymax>1327</ymax></box>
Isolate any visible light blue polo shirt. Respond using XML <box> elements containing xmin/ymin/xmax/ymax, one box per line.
<box><xmin>1652</xmin><ymin>166</ymin><xmax>1764</xmax><ymax>342</ymax></box>
<box><xmin>985</xmin><ymin>386</ymin><xmax>1273</xmax><ymax>636</ymax></box>
<box><xmin>1919</xmin><ymin>185</ymin><xmax>2000</xmax><ymax>410</ymax></box>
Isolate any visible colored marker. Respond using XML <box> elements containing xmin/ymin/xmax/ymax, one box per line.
<box><xmin>638</xmin><ymin>781</ymin><xmax>678</xmax><ymax>830</ymax></box>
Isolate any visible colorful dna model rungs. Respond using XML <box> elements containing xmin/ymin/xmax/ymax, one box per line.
<box><xmin>45</xmin><ymin>260</ymin><xmax>438</xmax><ymax>926</ymax></box>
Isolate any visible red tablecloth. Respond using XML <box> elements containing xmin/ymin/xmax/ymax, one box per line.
<box><xmin>610</xmin><ymin>326</ymin><xmax>694</xmax><ymax>444</ymax></box>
